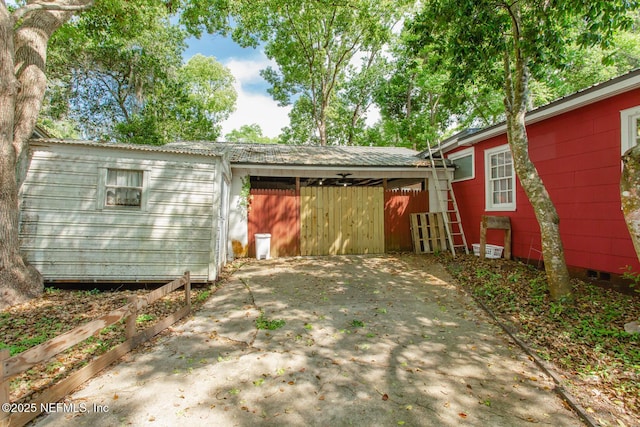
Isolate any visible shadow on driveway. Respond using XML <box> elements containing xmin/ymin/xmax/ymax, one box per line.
<box><xmin>35</xmin><ymin>255</ymin><xmax>582</xmax><ymax>426</ymax></box>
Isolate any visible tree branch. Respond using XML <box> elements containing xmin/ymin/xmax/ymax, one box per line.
<box><xmin>12</xmin><ymin>1</ymin><xmax>94</xmax><ymax>23</ymax></box>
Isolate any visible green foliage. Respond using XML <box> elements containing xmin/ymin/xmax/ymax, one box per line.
<box><xmin>194</xmin><ymin>289</ymin><xmax>211</xmax><ymax>303</ymax></box>
<box><xmin>0</xmin><ymin>316</ymin><xmax>66</xmax><ymax>356</ymax></box>
<box><xmin>255</xmin><ymin>312</ymin><xmax>286</xmax><ymax>330</ymax></box>
<box><xmin>351</xmin><ymin>319</ymin><xmax>365</xmax><ymax>328</ymax></box>
<box><xmin>621</xmin><ymin>265</ymin><xmax>640</xmax><ymax>291</ymax></box>
<box><xmin>136</xmin><ymin>313</ymin><xmax>156</xmax><ymax>324</ymax></box>
<box><xmin>225</xmin><ymin>124</ymin><xmax>277</xmax><ymax>143</ymax></box>
<box><xmin>227</xmin><ymin>0</ymin><xmax>410</xmax><ymax>145</ymax></box>
<box><xmin>43</xmin><ymin>1</ymin><xmax>236</xmax><ymax>144</ymax></box>
<box><xmin>407</xmin><ymin>0</ymin><xmax>639</xmax><ymax>113</ymax></box>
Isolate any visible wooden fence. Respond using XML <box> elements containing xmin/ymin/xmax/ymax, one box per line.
<box><xmin>248</xmin><ymin>189</ymin><xmax>300</xmax><ymax>257</ymax></box>
<box><xmin>300</xmin><ymin>186</ymin><xmax>384</xmax><ymax>255</ymax></box>
<box><xmin>0</xmin><ymin>273</ymin><xmax>191</xmax><ymax>427</ymax></box>
<box><xmin>384</xmin><ymin>189</ymin><xmax>429</xmax><ymax>252</ymax></box>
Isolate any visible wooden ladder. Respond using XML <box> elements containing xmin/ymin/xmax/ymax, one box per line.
<box><xmin>425</xmin><ymin>142</ymin><xmax>469</xmax><ymax>256</ymax></box>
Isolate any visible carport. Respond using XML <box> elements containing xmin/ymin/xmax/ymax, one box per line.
<box><xmin>223</xmin><ymin>143</ymin><xmax>450</xmax><ymax>258</ymax></box>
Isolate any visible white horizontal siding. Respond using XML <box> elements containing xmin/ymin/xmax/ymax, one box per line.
<box><xmin>20</xmin><ymin>146</ymin><xmax>223</xmax><ymax>283</ymax></box>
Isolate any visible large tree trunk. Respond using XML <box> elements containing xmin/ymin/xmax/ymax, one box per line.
<box><xmin>621</xmin><ymin>145</ymin><xmax>640</xmax><ymax>259</ymax></box>
<box><xmin>1</xmin><ymin>2</ymin><xmax>92</xmax><ymax>309</ymax></box>
<box><xmin>506</xmin><ymin>111</ymin><xmax>572</xmax><ymax>300</ymax></box>
<box><xmin>504</xmin><ymin>5</ymin><xmax>572</xmax><ymax>301</ymax></box>
<box><xmin>0</xmin><ymin>5</ymin><xmax>42</xmax><ymax>308</ymax></box>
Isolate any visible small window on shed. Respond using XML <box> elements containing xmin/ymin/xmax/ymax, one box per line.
<box><xmin>105</xmin><ymin>169</ymin><xmax>143</xmax><ymax>208</ymax></box>
<box><xmin>448</xmin><ymin>147</ymin><xmax>474</xmax><ymax>182</ymax></box>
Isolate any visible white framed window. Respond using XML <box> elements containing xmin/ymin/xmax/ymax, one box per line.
<box><xmin>485</xmin><ymin>145</ymin><xmax>515</xmax><ymax>211</ymax></box>
<box><xmin>97</xmin><ymin>167</ymin><xmax>149</xmax><ymax>211</ymax></box>
<box><xmin>448</xmin><ymin>147</ymin><xmax>475</xmax><ymax>182</ymax></box>
<box><xmin>621</xmin><ymin>106</ymin><xmax>640</xmax><ymax>156</ymax></box>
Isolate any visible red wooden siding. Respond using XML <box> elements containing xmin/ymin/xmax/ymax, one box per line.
<box><xmin>384</xmin><ymin>189</ymin><xmax>429</xmax><ymax>252</ymax></box>
<box><xmin>248</xmin><ymin>189</ymin><xmax>300</xmax><ymax>257</ymax></box>
<box><xmin>448</xmin><ymin>89</ymin><xmax>640</xmax><ymax>274</ymax></box>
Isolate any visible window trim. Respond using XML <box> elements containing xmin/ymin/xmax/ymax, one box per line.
<box><xmin>96</xmin><ymin>167</ymin><xmax>150</xmax><ymax>212</ymax></box>
<box><xmin>620</xmin><ymin>106</ymin><xmax>640</xmax><ymax>156</ymax></box>
<box><xmin>447</xmin><ymin>146</ymin><xmax>475</xmax><ymax>182</ymax></box>
<box><xmin>484</xmin><ymin>144</ymin><xmax>516</xmax><ymax>212</ymax></box>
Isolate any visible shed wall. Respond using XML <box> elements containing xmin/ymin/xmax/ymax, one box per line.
<box><xmin>20</xmin><ymin>145</ymin><xmax>223</xmax><ymax>282</ymax></box>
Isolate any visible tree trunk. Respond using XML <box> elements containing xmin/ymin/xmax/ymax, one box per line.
<box><xmin>506</xmin><ymin>112</ymin><xmax>572</xmax><ymax>300</ymax></box>
<box><xmin>504</xmin><ymin>5</ymin><xmax>571</xmax><ymax>301</ymax></box>
<box><xmin>621</xmin><ymin>145</ymin><xmax>640</xmax><ymax>260</ymax></box>
<box><xmin>1</xmin><ymin>2</ymin><xmax>92</xmax><ymax>309</ymax></box>
<box><xmin>0</xmin><ymin>6</ymin><xmax>42</xmax><ymax>309</ymax></box>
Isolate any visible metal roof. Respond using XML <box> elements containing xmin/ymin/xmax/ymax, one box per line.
<box><xmin>32</xmin><ymin>139</ymin><xmax>435</xmax><ymax>168</ymax></box>
<box><xmin>168</xmin><ymin>141</ymin><xmax>432</xmax><ymax>168</ymax></box>
<box><xmin>32</xmin><ymin>139</ymin><xmax>229</xmax><ymax>157</ymax></box>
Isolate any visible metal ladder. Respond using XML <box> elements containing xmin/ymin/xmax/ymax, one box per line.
<box><xmin>425</xmin><ymin>142</ymin><xmax>469</xmax><ymax>256</ymax></box>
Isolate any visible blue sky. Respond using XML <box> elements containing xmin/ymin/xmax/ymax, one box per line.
<box><xmin>183</xmin><ymin>34</ymin><xmax>291</xmax><ymax>139</ymax></box>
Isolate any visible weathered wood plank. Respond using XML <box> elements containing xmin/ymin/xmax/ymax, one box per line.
<box><xmin>411</xmin><ymin>212</ymin><xmax>449</xmax><ymax>254</ymax></box>
<box><xmin>435</xmin><ymin>213</ymin><xmax>448</xmax><ymax>252</ymax></box>
<box><xmin>1</xmin><ymin>350</ymin><xmax>9</xmax><ymax>427</ymax></box>
<box><xmin>483</xmin><ymin>215</ymin><xmax>511</xmax><ymax>230</ymax></box>
<box><xmin>142</xmin><ymin>277</ymin><xmax>186</xmax><ymax>306</ymax></box>
<box><xmin>300</xmin><ymin>187</ymin><xmax>310</xmax><ymax>256</ymax></box>
<box><xmin>367</xmin><ymin>189</ymin><xmax>384</xmax><ymax>253</ymax></box>
<box><xmin>6</xmin><ymin>305</ymin><xmax>191</xmax><ymax>427</ymax></box>
<box><xmin>3</xmin><ymin>305</ymin><xmax>131</xmax><ymax>379</ymax></box>
<box><xmin>355</xmin><ymin>187</ymin><xmax>363</xmax><ymax>253</ymax></box>
<box><xmin>318</xmin><ymin>186</ymin><xmax>326</xmax><ymax>255</ymax></box>
<box><xmin>309</xmin><ymin>188</ymin><xmax>318</xmax><ymax>256</ymax></box>
<box><xmin>374</xmin><ymin>187</ymin><xmax>384</xmax><ymax>253</ymax></box>
<box><xmin>327</xmin><ymin>187</ymin><xmax>337</xmax><ymax>255</ymax></box>
<box><xmin>479</xmin><ymin>215</ymin><xmax>511</xmax><ymax>259</ymax></box>
<box><xmin>3</xmin><ymin>274</ymin><xmax>188</xmax><ymax>380</ymax></box>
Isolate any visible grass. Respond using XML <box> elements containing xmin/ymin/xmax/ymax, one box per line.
<box><xmin>255</xmin><ymin>312</ymin><xmax>286</xmax><ymax>330</ymax></box>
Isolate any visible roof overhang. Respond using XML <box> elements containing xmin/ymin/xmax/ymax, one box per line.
<box><xmin>231</xmin><ymin>163</ymin><xmax>443</xmax><ymax>179</ymax></box>
<box><xmin>443</xmin><ymin>69</ymin><xmax>640</xmax><ymax>152</ymax></box>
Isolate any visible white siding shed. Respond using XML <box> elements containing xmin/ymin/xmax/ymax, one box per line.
<box><xmin>19</xmin><ymin>140</ymin><xmax>231</xmax><ymax>283</ymax></box>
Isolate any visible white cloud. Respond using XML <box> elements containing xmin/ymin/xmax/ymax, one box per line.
<box><xmin>221</xmin><ymin>53</ymin><xmax>291</xmax><ymax>139</ymax></box>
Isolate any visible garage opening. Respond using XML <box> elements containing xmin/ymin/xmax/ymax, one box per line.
<box><xmin>247</xmin><ymin>176</ymin><xmax>429</xmax><ymax>257</ymax></box>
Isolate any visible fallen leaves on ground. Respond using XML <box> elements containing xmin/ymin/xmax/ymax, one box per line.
<box><xmin>1</xmin><ymin>283</ymin><xmax>216</xmax><ymax>404</ymax></box>
<box><xmin>443</xmin><ymin>254</ymin><xmax>639</xmax><ymax>427</ymax></box>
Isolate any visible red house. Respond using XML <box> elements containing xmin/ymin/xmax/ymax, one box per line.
<box><xmin>441</xmin><ymin>69</ymin><xmax>640</xmax><ymax>281</ymax></box>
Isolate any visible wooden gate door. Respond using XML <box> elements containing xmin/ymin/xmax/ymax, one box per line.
<box><xmin>248</xmin><ymin>189</ymin><xmax>300</xmax><ymax>257</ymax></box>
<box><xmin>300</xmin><ymin>186</ymin><xmax>384</xmax><ymax>255</ymax></box>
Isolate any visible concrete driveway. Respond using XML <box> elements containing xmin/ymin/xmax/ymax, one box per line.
<box><xmin>34</xmin><ymin>255</ymin><xmax>582</xmax><ymax>426</ymax></box>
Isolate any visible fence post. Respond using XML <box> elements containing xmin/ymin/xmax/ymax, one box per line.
<box><xmin>184</xmin><ymin>271</ymin><xmax>191</xmax><ymax>310</ymax></box>
<box><xmin>125</xmin><ymin>296</ymin><xmax>138</xmax><ymax>340</ymax></box>
<box><xmin>1</xmin><ymin>349</ymin><xmax>10</xmax><ymax>427</ymax></box>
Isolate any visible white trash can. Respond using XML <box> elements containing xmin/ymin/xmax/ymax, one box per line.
<box><xmin>255</xmin><ymin>233</ymin><xmax>271</xmax><ymax>260</ymax></box>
